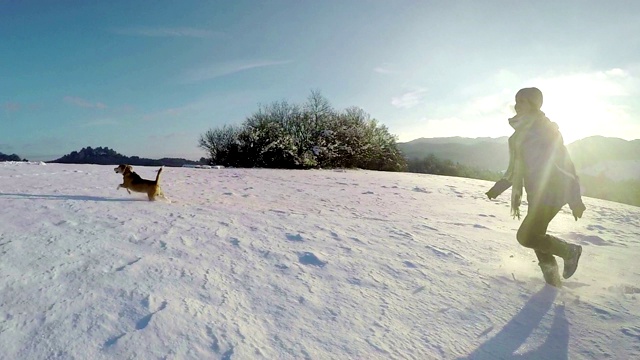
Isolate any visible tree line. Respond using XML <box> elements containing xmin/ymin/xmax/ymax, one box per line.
<box><xmin>199</xmin><ymin>91</ymin><xmax>506</xmax><ymax>180</ymax></box>
<box><xmin>406</xmin><ymin>154</ymin><xmax>503</xmax><ymax>181</ymax></box>
<box><xmin>579</xmin><ymin>174</ymin><xmax>640</xmax><ymax>207</ymax></box>
<box><xmin>198</xmin><ymin>91</ymin><xmax>406</xmax><ymax>171</ymax></box>
<box><xmin>197</xmin><ymin>92</ymin><xmax>638</xmax><ymax>207</ymax></box>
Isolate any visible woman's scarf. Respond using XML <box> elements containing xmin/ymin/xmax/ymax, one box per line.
<box><xmin>504</xmin><ymin>111</ymin><xmax>543</xmax><ymax>219</ymax></box>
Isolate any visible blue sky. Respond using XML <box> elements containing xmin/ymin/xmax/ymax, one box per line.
<box><xmin>2</xmin><ymin>0</ymin><xmax>640</xmax><ymax>161</ymax></box>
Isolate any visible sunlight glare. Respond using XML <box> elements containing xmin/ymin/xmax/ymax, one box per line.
<box><xmin>531</xmin><ymin>70</ymin><xmax>631</xmax><ymax>144</ymax></box>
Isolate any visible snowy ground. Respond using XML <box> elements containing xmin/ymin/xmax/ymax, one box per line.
<box><xmin>1</xmin><ymin>162</ymin><xmax>639</xmax><ymax>360</ymax></box>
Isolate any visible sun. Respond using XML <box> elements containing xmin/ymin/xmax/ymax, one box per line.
<box><xmin>531</xmin><ymin>71</ymin><xmax>630</xmax><ymax>144</ymax></box>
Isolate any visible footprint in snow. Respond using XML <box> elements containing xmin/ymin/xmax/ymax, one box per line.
<box><xmin>413</xmin><ymin>187</ymin><xmax>431</xmax><ymax>194</ymax></box>
<box><xmin>103</xmin><ymin>333</ymin><xmax>126</xmax><ymax>348</ymax></box>
<box><xmin>587</xmin><ymin>224</ymin><xmax>607</xmax><ymax>231</ymax></box>
<box><xmin>621</xmin><ymin>327</ymin><xmax>640</xmax><ymax>341</ymax></box>
<box><xmin>206</xmin><ymin>326</ymin><xmax>220</xmax><ymax>353</ymax></box>
<box><xmin>136</xmin><ymin>301</ymin><xmax>167</xmax><ymax>330</ymax></box>
<box><xmin>403</xmin><ymin>261</ymin><xmax>418</xmax><ymax>268</ymax></box>
<box><xmin>298</xmin><ymin>252</ymin><xmax>327</xmax><ymax>267</ymax></box>
<box><xmin>425</xmin><ymin>245</ymin><xmax>465</xmax><ymax>261</ymax></box>
<box><xmin>478</xmin><ymin>213</ymin><xmax>496</xmax><ymax>218</ymax></box>
<box><xmin>413</xmin><ymin>286</ymin><xmax>426</xmax><ymax>294</ymax></box>
<box><xmin>221</xmin><ymin>346</ymin><xmax>234</xmax><ymax>360</ymax></box>
<box><xmin>566</xmin><ymin>233</ymin><xmax>612</xmax><ymax>247</ymax></box>
<box><xmin>115</xmin><ymin>258</ymin><xmax>141</xmax><ymax>272</ymax></box>
<box><xmin>140</xmin><ymin>296</ymin><xmax>150</xmax><ymax>309</ymax></box>
<box><xmin>608</xmin><ymin>284</ymin><xmax>640</xmax><ymax>295</ymax></box>
<box><xmin>286</xmin><ymin>233</ymin><xmax>304</xmax><ymax>242</ymax></box>
<box><xmin>55</xmin><ymin>220</ymin><xmax>78</xmax><ymax>227</ymax></box>
<box><xmin>416</xmin><ymin>224</ymin><xmax>438</xmax><ymax>232</ymax></box>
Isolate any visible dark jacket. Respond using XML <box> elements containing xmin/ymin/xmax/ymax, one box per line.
<box><xmin>521</xmin><ymin>117</ymin><xmax>582</xmax><ymax>209</ymax></box>
<box><xmin>487</xmin><ymin>116</ymin><xmax>584</xmax><ymax>212</ymax></box>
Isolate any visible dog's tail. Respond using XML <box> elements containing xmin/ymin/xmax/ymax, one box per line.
<box><xmin>155</xmin><ymin>166</ymin><xmax>164</xmax><ymax>183</ymax></box>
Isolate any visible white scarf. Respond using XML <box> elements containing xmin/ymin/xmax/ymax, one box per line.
<box><xmin>504</xmin><ymin>112</ymin><xmax>542</xmax><ymax>219</ymax></box>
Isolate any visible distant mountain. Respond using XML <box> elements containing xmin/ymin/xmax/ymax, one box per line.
<box><xmin>398</xmin><ymin>137</ymin><xmax>510</xmax><ymax>172</ymax></box>
<box><xmin>579</xmin><ymin>160</ymin><xmax>640</xmax><ymax>182</ymax></box>
<box><xmin>49</xmin><ymin>146</ymin><xmax>203</xmax><ymax>167</ymax></box>
<box><xmin>566</xmin><ymin>136</ymin><xmax>640</xmax><ymax>169</ymax></box>
<box><xmin>0</xmin><ymin>152</ymin><xmax>25</xmax><ymax>162</ymax></box>
<box><xmin>398</xmin><ymin>136</ymin><xmax>640</xmax><ymax>178</ymax></box>
<box><xmin>399</xmin><ymin>136</ymin><xmax>640</xmax><ymax>207</ymax></box>
<box><xmin>402</xmin><ymin>136</ymin><xmax>509</xmax><ymax>146</ymax></box>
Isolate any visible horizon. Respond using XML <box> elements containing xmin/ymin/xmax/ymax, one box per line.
<box><xmin>2</xmin><ymin>134</ymin><xmax>639</xmax><ymax>162</ymax></box>
<box><xmin>2</xmin><ymin>1</ymin><xmax>640</xmax><ymax>161</ymax></box>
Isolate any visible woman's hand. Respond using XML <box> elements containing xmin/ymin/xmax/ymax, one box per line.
<box><xmin>486</xmin><ymin>179</ymin><xmax>512</xmax><ymax>199</ymax></box>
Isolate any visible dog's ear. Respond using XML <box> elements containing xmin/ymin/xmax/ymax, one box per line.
<box><xmin>125</xmin><ymin>165</ymin><xmax>133</xmax><ymax>173</ymax></box>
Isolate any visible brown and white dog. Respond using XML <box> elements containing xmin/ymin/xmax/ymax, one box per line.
<box><xmin>114</xmin><ymin>164</ymin><xmax>165</xmax><ymax>201</ymax></box>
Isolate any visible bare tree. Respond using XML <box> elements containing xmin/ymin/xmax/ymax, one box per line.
<box><xmin>197</xmin><ymin>90</ymin><xmax>406</xmax><ymax>171</ymax></box>
<box><xmin>198</xmin><ymin>125</ymin><xmax>239</xmax><ymax>164</ymax></box>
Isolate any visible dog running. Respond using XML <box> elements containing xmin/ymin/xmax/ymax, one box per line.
<box><xmin>114</xmin><ymin>164</ymin><xmax>165</xmax><ymax>201</ymax></box>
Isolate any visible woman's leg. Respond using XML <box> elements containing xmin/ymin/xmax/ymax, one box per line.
<box><xmin>516</xmin><ymin>205</ymin><xmax>569</xmax><ymax>258</ymax></box>
<box><xmin>516</xmin><ymin>205</ymin><xmax>565</xmax><ymax>286</ymax></box>
<box><xmin>516</xmin><ymin>205</ymin><xmax>583</xmax><ymax>281</ymax></box>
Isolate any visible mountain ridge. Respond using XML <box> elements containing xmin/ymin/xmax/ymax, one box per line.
<box><xmin>398</xmin><ymin>135</ymin><xmax>640</xmax><ymax>174</ymax></box>
<box><xmin>0</xmin><ymin>152</ymin><xmax>26</xmax><ymax>162</ymax></box>
<box><xmin>48</xmin><ymin>146</ymin><xmax>203</xmax><ymax>167</ymax></box>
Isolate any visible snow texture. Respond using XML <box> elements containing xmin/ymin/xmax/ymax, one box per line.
<box><xmin>0</xmin><ymin>162</ymin><xmax>639</xmax><ymax>359</ymax></box>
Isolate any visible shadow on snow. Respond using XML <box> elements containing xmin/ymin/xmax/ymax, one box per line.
<box><xmin>0</xmin><ymin>192</ymin><xmax>142</xmax><ymax>202</ymax></box>
<box><xmin>460</xmin><ymin>285</ymin><xmax>569</xmax><ymax>360</ymax></box>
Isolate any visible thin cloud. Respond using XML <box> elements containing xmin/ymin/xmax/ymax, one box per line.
<box><xmin>80</xmin><ymin>118</ymin><xmax>118</xmax><ymax>128</ymax></box>
<box><xmin>391</xmin><ymin>88</ymin><xmax>428</xmax><ymax>109</ymax></box>
<box><xmin>396</xmin><ymin>116</ymin><xmax>495</xmax><ymax>142</ymax></box>
<box><xmin>182</xmin><ymin>60</ymin><xmax>292</xmax><ymax>83</ymax></box>
<box><xmin>374</xmin><ymin>64</ymin><xmax>400</xmax><ymax>74</ymax></box>
<box><xmin>604</xmin><ymin>68</ymin><xmax>628</xmax><ymax>77</ymax></box>
<box><xmin>2</xmin><ymin>102</ymin><xmax>21</xmax><ymax>112</ymax></box>
<box><xmin>142</xmin><ymin>105</ymin><xmax>191</xmax><ymax>122</ymax></box>
<box><xmin>111</xmin><ymin>26</ymin><xmax>224</xmax><ymax>39</ymax></box>
<box><xmin>64</xmin><ymin>96</ymin><xmax>107</xmax><ymax>109</ymax></box>
<box><xmin>148</xmin><ymin>132</ymin><xmax>190</xmax><ymax>141</ymax></box>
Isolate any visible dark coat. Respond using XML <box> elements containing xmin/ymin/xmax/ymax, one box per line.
<box><xmin>521</xmin><ymin>117</ymin><xmax>582</xmax><ymax>210</ymax></box>
<box><xmin>487</xmin><ymin>116</ymin><xmax>584</xmax><ymax>212</ymax></box>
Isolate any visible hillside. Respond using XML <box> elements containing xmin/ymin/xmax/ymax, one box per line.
<box><xmin>1</xmin><ymin>162</ymin><xmax>638</xmax><ymax>359</ymax></box>
<box><xmin>50</xmin><ymin>146</ymin><xmax>202</xmax><ymax>167</ymax></box>
<box><xmin>398</xmin><ymin>137</ymin><xmax>510</xmax><ymax>172</ymax></box>
<box><xmin>0</xmin><ymin>151</ymin><xmax>25</xmax><ymax>162</ymax></box>
<box><xmin>566</xmin><ymin>136</ymin><xmax>640</xmax><ymax>170</ymax></box>
<box><xmin>399</xmin><ymin>136</ymin><xmax>640</xmax><ymax>177</ymax></box>
<box><xmin>580</xmin><ymin>160</ymin><xmax>640</xmax><ymax>182</ymax></box>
